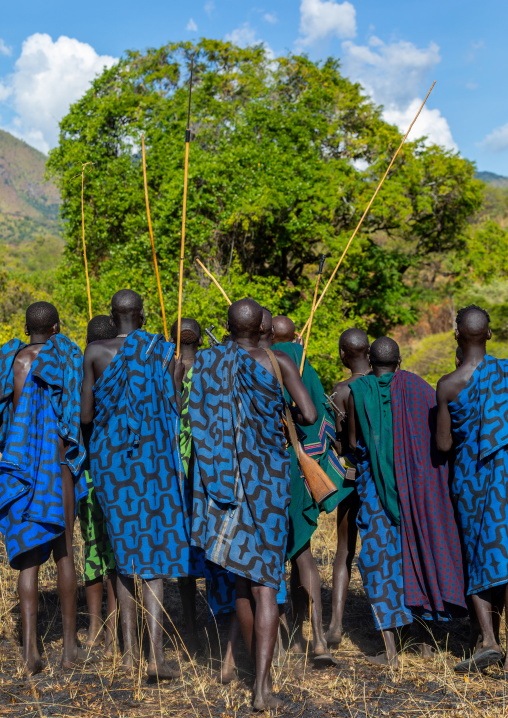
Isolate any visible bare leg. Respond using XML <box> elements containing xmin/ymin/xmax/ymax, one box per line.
<box><xmin>236</xmin><ymin>576</ymin><xmax>281</xmax><ymax>711</ymax></box>
<box><xmin>471</xmin><ymin>589</ymin><xmax>502</xmax><ymax>654</ymax></box>
<box><xmin>116</xmin><ymin>573</ymin><xmax>140</xmax><ymax>668</ymax></box>
<box><xmin>178</xmin><ymin>577</ymin><xmax>199</xmax><ymax>655</ymax></box>
<box><xmin>289</xmin><ymin>561</ymin><xmax>306</xmax><ymax>653</ymax></box>
<box><xmin>104</xmin><ymin>572</ymin><xmax>118</xmax><ymax>657</ymax></box>
<box><xmin>367</xmin><ymin>628</ymin><xmax>398</xmax><ymax>667</ymax></box>
<box><xmin>220</xmin><ymin>613</ymin><xmax>240</xmax><ymax>684</ymax></box>
<box><xmin>291</xmin><ymin>544</ymin><xmax>329</xmax><ymax>657</ymax></box>
<box><xmin>18</xmin><ymin>547</ymin><xmax>43</xmax><ymax>675</ymax></box>
<box><xmin>144</xmin><ymin>578</ymin><xmax>179</xmax><ymax>680</ymax></box>
<box><xmin>84</xmin><ymin>578</ymin><xmax>104</xmax><ymax>647</ymax></box>
<box><xmin>326</xmin><ymin>492</ymin><xmax>359</xmax><ymax>646</ymax></box>
<box><xmin>54</xmin><ymin>458</ymin><xmax>82</xmax><ymax>668</ymax></box>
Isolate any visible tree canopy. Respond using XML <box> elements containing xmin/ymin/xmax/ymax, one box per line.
<box><xmin>41</xmin><ymin>39</ymin><xmax>485</xmax><ymax>385</ymax></box>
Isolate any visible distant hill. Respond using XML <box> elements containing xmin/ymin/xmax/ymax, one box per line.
<box><xmin>476</xmin><ymin>170</ymin><xmax>508</xmax><ymax>189</ymax></box>
<box><xmin>0</xmin><ymin>129</ymin><xmax>63</xmax><ymax>271</ymax></box>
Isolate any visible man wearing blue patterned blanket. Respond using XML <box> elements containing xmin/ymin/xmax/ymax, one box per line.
<box><xmin>81</xmin><ymin>289</ymin><xmax>194</xmax><ymax>681</ymax></box>
<box><xmin>0</xmin><ymin>302</ymin><xmax>87</xmax><ymax>675</ymax></box>
<box><xmin>437</xmin><ymin>305</ymin><xmax>508</xmax><ymax>673</ymax></box>
<box><xmin>189</xmin><ymin>298</ymin><xmax>317</xmax><ymax>710</ymax></box>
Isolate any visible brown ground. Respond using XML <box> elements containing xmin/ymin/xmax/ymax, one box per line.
<box><xmin>1</xmin><ymin>512</ymin><xmax>507</xmax><ymax>717</ymax></box>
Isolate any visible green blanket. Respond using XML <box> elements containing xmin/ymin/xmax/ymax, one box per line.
<box><xmin>272</xmin><ymin>341</ymin><xmax>354</xmax><ymax>559</ymax></box>
<box><xmin>350</xmin><ymin>373</ymin><xmax>400</xmax><ymax>525</ymax></box>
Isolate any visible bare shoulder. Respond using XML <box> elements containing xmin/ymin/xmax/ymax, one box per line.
<box><xmin>437</xmin><ymin>367</ymin><xmax>469</xmax><ymax>403</ymax></box>
<box><xmin>273</xmin><ymin>349</ymin><xmax>297</xmax><ymax>367</ymax></box>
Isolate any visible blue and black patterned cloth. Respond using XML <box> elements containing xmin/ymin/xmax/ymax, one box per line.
<box><xmin>352</xmin><ymin>370</ymin><xmax>465</xmax><ymax>631</ymax></box>
<box><xmin>89</xmin><ymin>330</ymin><xmax>194</xmax><ymax>580</ymax></box>
<box><xmin>189</xmin><ymin>343</ymin><xmax>290</xmax><ymax>590</ymax></box>
<box><xmin>449</xmin><ymin>355</ymin><xmax>508</xmax><ymax>595</ymax></box>
<box><xmin>0</xmin><ymin>335</ymin><xmax>87</xmax><ymax>569</ymax></box>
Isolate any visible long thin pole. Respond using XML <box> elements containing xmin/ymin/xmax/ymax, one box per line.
<box><xmin>142</xmin><ymin>135</ymin><xmax>168</xmax><ymax>340</ymax></box>
<box><xmin>80</xmin><ymin>162</ymin><xmax>93</xmax><ymax>320</ymax></box>
<box><xmin>196</xmin><ymin>258</ymin><xmax>233</xmax><ymax>305</ymax></box>
<box><xmin>299</xmin><ymin>255</ymin><xmax>326</xmax><ymax>375</ymax></box>
<box><xmin>176</xmin><ymin>56</ymin><xmax>194</xmax><ymax>357</ymax></box>
<box><xmin>300</xmin><ymin>82</ymin><xmax>436</xmax><ymax>337</ymax></box>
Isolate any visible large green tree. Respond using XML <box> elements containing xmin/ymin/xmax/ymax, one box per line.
<box><xmin>46</xmin><ymin>39</ymin><xmax>482</xmax><ymax>382</ymax></box>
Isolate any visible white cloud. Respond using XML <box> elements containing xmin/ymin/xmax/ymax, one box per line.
<box><xmin>0</xmin><ymin>39</ymin><xmax>12</xmax><ymax>56</ymax></box>
<box><xmin>0</xmin><ymin>33</ymin><xmax>117</xmax><ymax>154</ymax></box>
<box><xmin>480</xmin><ymin>123</ymin><xmax>508</xmax><ymax>153</ymax></box>
<box><xmin>0</xmin><ymin>83</ymin><xmax>11</xmax><ymax>101</ymax></box>
<box><xmin>225</xmin><ymin>23</ymin><xmax>274</xmax><ymax>58</ymax></box>
<box><xmin>342</xmin><ymin>36</ymin><xmax>440</xmax><ymax>107</ymax></box>
<box><xmin>383</xmin><ymin>101</ymin><xmax>458</xmax><ymax>151</ymax></box>
<box><xmin>204</xmin><ymin>1</ymin><xmax>214</xmax><ymax>18</ymax></box>
<box><xmin>341</xmin><ymin>35</ymin><xmax>456</xmax><ymax>150</ymax></box>
<box><xmin>263</xmin><ymin>13</ymin><xmax>278</xmax><ymax>24</ymax></box>
<box><xmin>296</xmin><ymin>0</ymin><xmax>356</xmax><ymax>49</ymax></box>
<box><xmin>186</xmin><ymin>18</ymin><xmax>198</xmax><ymax>32</ymax></box>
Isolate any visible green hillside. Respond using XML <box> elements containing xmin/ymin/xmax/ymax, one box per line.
<box><xmin>476</xmin><ymin>170</ymin><xmax>508</xmax><ymax>189</ymax></box>
<box><xmin>0</xmin><ymin>129</ymin><xmax>64</xmax><ymax>271</ymax></box>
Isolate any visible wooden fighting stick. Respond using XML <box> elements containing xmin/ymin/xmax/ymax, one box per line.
<box><xmin>142</xmin><ymin>135</ymin><xmax>168</xmax><ymax>340</ymax></box>
<box><xmin>176</xmin><ymin>56</ymin><xmax>194</xmax><ymax>357</ymax></box>
<box><xmin>300</xmin><ymin>82</ymin><xmax>436</xmax><ymax>337</ymax></box>
<box><xmin>196</xmin><ymin>258</ymin><xmax>233</xmax><ymax>305</ymax></box>
<box><xmin>299</xmin><ymin>254</ymin><xmax>326</xmax><ymax>375</ymax></box>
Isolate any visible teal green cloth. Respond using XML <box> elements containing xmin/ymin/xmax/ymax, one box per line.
<box><xmin>272</xmin><ymin>341</ymin><xmax>353</xmax><ymax>559</ymax></box>
<box><xmin>179</xmin><ymin>367</ymin><xmax>193</xmax><ymax>475</ymax></box>
<box><xmin>350</xmin><ymin>373</ymin><xmax>400</xmax><ymax>525</ymax></box>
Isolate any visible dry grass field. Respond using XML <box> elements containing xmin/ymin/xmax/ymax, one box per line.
<box><xmin>1</xmin><ymin>511</ymin><xmax>508</xmax><ymax>717</ymax></box>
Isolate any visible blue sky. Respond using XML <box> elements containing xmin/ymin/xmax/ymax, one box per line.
<box><xmin>0</xmin><ymin>0</ymin><xmax>507</xmax><ymax>173</ymax></box>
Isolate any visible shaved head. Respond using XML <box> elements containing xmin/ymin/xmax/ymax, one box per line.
<box><xmin>369</xmin><ymin>337</ymin><xmax>400</xmax><ymax>367</ymax></box>
<box><xmin>456</xmin><ymin>305</ymin><xmax>490</xmax><ymax>344</ymax></box>
<box><xmin>111</xmin><ymin>289</ymin><xmax>143</xmax><ymax>314</ymax></box>
<box><xmin>171</xmin><ymin>317</ymin><xmax>202</xmax><ymax>345</ymax></box>
<box><xmin>339</xmin><ymin>328</ymin><xmax>369</xmax><ymax>358</ymax></box>
<box><xmin>26</xmin><ymin>301</ymin><xmax>60</xmax><ymax>335</ymax></box>
<box><xmin>87</xmin><ymin>315</ymin><xmax>118</xmax><ymax>343</ymax></box>
<box><xmin>259</xmin><ymin>308</ymin><xmax>273</xmax><ymax>347</ymax></box>
<box><xmin>228</xmin><ymin>298</ymin><xmax>263</xmax><ymax>337</ymax></box>
<box><xmin>272</xmin><ymin>316</ymin><xmax>296</xmax><ymax>343</ymax></box>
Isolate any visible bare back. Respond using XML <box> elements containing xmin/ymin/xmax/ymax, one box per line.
<box><xmin>13</xmin><ymin>344</ymin><xmax>46</xmax><ymax>412</ymax></box>
<box><xmin>81</xmin><ymin>337</ymin><xmax>127</xmax><ymax>425</ymax></box>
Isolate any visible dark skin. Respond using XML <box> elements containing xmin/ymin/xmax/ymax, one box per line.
<box><xmin>271</xmin><ymin>324</ymin><xmax>336</xmax><ymax>663</ymax></box>
<box><xmin>325</xmin><ymin>340</ymin><xmax>370</xmax><ymax>646</ymax></box>
<box><xmin>228</xmin><ymin>312</ymin><xmax>316</xmax><ymax>710</ymax></box>
<box><xmin>14</xmin><ymin>322</ymin><xmax>84</xmax><ymax>674</ymax></box>
<box><xmin>81</xmin><ymin>306</ymin><xmax>178</xmax><ymax>680</ymax></box>
<box><xmin>82</xmin><ymin>337</ymin><xmax>118</xmax><ymax>656</ymax></box>
<box><xmin>348</xmin><ymin>355</ymin><xmax>434</xmax><ymax>667</ymax></box>
<box><xmin>436</xmin><ymin>321</ymin><xmax>508</xmax><ymax>669</ymax></box>
<box><xmin>348</xmin><ymin>358</ymin><xmax>400</xmax><ymax>667</ymax></box>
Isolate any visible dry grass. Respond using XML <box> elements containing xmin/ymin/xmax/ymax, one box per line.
<box><xmin>1</xmin><ymin>512</ymin><xmax>507</xmax><ymax>717</ymax></box>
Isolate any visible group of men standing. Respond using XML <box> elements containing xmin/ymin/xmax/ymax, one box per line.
<box><xmin>0</xmin><ymin>292</ymin><xmax>507</xmax><ymax>709</ymax></box>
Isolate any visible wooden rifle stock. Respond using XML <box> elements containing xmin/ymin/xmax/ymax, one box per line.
<box><xmin>264</xmin><ymin>349</ymin><xmax>338</xmax><ymax>506</ymax></box>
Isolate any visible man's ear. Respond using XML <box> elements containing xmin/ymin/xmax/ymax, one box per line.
<box><xmin>24</xmin><ymin>323</ymin><xmax>30</xmax><ymax>337</ymax></box>
<box><xmin>52</xmin><ymin>322</ymin><xmax>60</xmax><ymax>336</ymax></box>
<box><xmin>226</xmin><ymin>320</ymin><xmax>230</xmax><ymax>332</ymax></box>
<box><xmin>141</xmin><ymin>308</ymin><xmax>147</xmax><ymax>326</ymax></box>
<box><xmin>397</xmin><ymin>355</ymin><xmax>402</xmax><ymax>370</ymax></box>
<box><xmin>199</xmin><ymin>334</ymin><xmax>204</xmax><ymax>347</ymax></box>
<box><xmin>454</xmin><ymin>328</ymin><xmax>460</xmax><ymax>342</ymax></box>
<box><xmin>487</xmin><ymin>328</ymin><xmax>492</xmax><ymax>340</ymax></box>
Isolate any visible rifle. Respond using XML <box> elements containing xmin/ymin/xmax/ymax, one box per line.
<box><xmin>205</xmin><ymin>325</ymin><xmax>220</xmax><ymax>346</ymax></box>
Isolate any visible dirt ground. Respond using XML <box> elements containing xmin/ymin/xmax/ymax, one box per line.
<box><xmin>1</xmin><ymin>512</ymin><xmax>507</xmax><ymax>718</ymax></box>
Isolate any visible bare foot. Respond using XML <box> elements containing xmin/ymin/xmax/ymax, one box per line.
<box><xmin>147</xmin><ymin>661</ymin><xmax>180</xmax><ymax>681</ymax></box>
<box><xmin>253</xmin><ymin>691</ymin><xmax>283</xmax><ymax>711</ymax></box>
<box><xmin>325</xmin><ymin>626</ymin><xmax>342</xmax><ymax>647</ymax></box>
<box><xmin>86</xmin><ymin>628</ymin><xmax>104</xmax><ymax>649</ymax></box>
<box><xmin>219</xmin><ymin>661</ymin><xmax>237</xmax><ymax>684</ymax></box>
<box><xmin>418</xmin><ymin>643</ymin><xmax>436</xmax><ymax>661</ymax></box>
<box><xmin>290</xmin><ymin>641</ymin><xmax>306</xmax><ymax>655</ymax></box>
<box><xmin>366</xmin><ymin>652</ymin><xmax>398</xmax><ymax>668</ymax></box>
<box><xmin>61</xmin><ymin>646</ymin><xmax>90</xmax><ymax>670</ymax></box>
<box><xmin>23</xmin><ymin>654</ymin><xmax>44</xmax><ymax>676</ymax></box>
